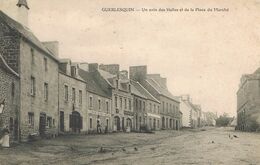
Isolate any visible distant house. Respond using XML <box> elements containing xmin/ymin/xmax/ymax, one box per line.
<box><xmin>179</xmin><ymin>95</ymin><xmax>199</xmax><ymax>128</ymax></box>
<box><xmin>99</xmin><ymin>64</ymin><xmax>134</xmax><ymax>132</ymax></box>
<box><xmin>130</xmin><ymin>80</ymin><xmax>161</xmax><ymax>131</ymax></box>
<box><xmin>78</xmin><ymin>64</ymin><xmax>113</xmax><ymax>134</ymax></box>
<box><xmin>129</xmin><ymin>66</ymin><xmax>181</xmax><ymax>130</ymax></box>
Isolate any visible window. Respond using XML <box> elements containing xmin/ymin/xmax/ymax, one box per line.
<box><xmin>30</xmin><ymin>76</ymin><xmax>35</xmax><ymax>96</ymax></box>
<box><xmin>106</xmin><ymin>119</ymin><xmax>109</xmax><ymax>127</ymax></box>
<box><xmin>31</xmin><ymin>49</ymin><xmax>35</xmax><ymax>65</ymax></box>
<box><xmin>9</xmin><ymin>117</ymin><xmax>14</xmax><ymax>132</ymax></box>
<box><xmin>44</xmin><ymin>57</ymin><xmax>48</xmax><ymax>71</ymax></box>
<box><xmin>139</xmin><ymin>100</ymin><xmax>142</xmax><ymax>111</ymax></box>
<box><xmin>162</xmin><ymin>101</ymin><xmax>165</xmax><ymax>112</ymax></box>
<box><xmin>154</xmin><ymin>104</ymin><xmax>156</xmax><ymax>113</ymax></box>
<box><xmin>44</xmin><ymin>83</ymin><xmax>48</xmax><ymax>101</ymax></box>
<box><xmin>64</xmin><ymin>85</ymin><xmax>68</xmax><ymax>101</ymax></box>
<box><xmin>89</xmin><ymin>96</ymin><xmax>93</xmax><ymax>108</ymax></box>
<box><xmin>90</xmin><ymin>118</ymin><xmax>92</xmax><ymax>129</ymax></box>
<box><xmin>98</xmin><ymin>99</ymin><xmax>101</xmax><ymax>110</ymax></box>
<box><xmin>106</xmin><ymin>101</ymin><xmax>109</xmax><ymax>113</ymax></box>
<box><xmin>47</xmin><ymin>116</ymin><xmax>52</xmax><ymax>128</ymax></box>
<box><xmin>116</xmin><ymin>80</ymin><xmax>119</xmax><ymax>88</ymax></box>
<box><xmin>129</xmin><ymin>84</ymin><xmax>131</xmax><ymax>92</ymax></box>
<box><xmin>79</xmin><ymin>90</ymin><xmax>82</xmax><ymax>104</ymax></box>
<box><xmin>150</xmin><ymin>103</ymin><xmax>152</xmax><ymax>112</ymax></box>
<box><xmin>115</xmin><ymin>96</ymin><xmax>118</xmax><ymax>108</ymax></box>
<box><xmin>143</xmin><ymin>101</ymin><xmax>145</xmax><ymax>111</ymax></box>
<box><xmin>170</xmin><ymin>104</ymin><xmax>172</xmax><ymax>113</ymax></box>
<box><xmin>166</xmin><ymin>103</ymin><xmax>168</xmax><ymax>113</ymax></box>
<box><xmin>28</xmin><ymin>112</ymin><xmax>34</xmax><ymax>126</ymax></box>
<box><xmin>11</xmin><ymin>82</ymin><xmax>15</xmax><ymax>99</ymax></box>
<box><xmin>53</xmin><ymin>119</ymin><xmax>55</xmax><ymax>127</ymax></box>
<box><xmin>124</xmin><ymin>98</ymin><xmax>127</xmax><ymax>109</ymax></box>
<box><xmin>158</xmin><ymin>106</ymin><xmax>160</xmax><ymax>114</ymax></box>
<box><xmin>72</xmin><ymin>88</ymin><xmax>76</xmax><ymax>102</ymax></box>
<box><xmin>129</xmin><ymin>99</ymin><xmax>132</xmax><ymax>110</ymax></box>
<box><xmin>120</xmin><ymin>97</ymin><xmax>122</xmax><ymax>109</ymax></box>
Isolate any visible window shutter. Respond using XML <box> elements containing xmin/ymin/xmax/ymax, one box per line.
<box><xmin>80</xmin><ymin>116</ymin><xmax>83</xmax><ymax>129</ymax></box>
<box><xmin>69</xmin><ymin>114</ymin><xmax>72</xmax><ymax>128</ymax></box>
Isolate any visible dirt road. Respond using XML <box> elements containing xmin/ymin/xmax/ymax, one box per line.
<box><xmin>0</xmin><ymin>127</ymin><xmax>259</xmax><ymax>165</ymax></box>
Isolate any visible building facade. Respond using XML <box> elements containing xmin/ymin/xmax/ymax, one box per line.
<box><xmin>58</xmin><ymin>60</ymin><xmax>88</xmax><ymax>134</ymax></box>
<box><xmin>99</xmin><ymin>64</ymin><xmax>134</xmax><ymax>132</ymax></box>
<box><xmin>129</xmin><ymin>66</ymin><xmax>181</xmax><ymax>130</ymax></box>
<box><xmin>237</xmin><ymin>68</ymin><xmax>260</xmax><ymax>131</ymax></box>
<box><xmin>79</xmin><ymin>64</ymin><xmax>113</xmax><ymax>134</ymax></box>
<box><xmin>0</xmin><ymin>9</ymin><xmax>60</xmax><ymax>141</ymax></box>
<box><xmin>0</xmin><ymin>54</ymin><xmax>20</xmax><ymax>142</ymax></box>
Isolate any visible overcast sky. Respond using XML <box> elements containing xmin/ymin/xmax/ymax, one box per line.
<box><xmin>1</xmin><ymin>0</ymin><xmax>260</xmax><ymax>116</ymax></box>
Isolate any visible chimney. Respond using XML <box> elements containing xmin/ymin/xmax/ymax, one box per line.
<box><xmin>16</xmin><ymin>0</ymin><xmax>29</xmax><ymax>27</ymax></box>
<box><xmin>89</xmin><ymin>63</ymin><xmax>98</xmax><ymax>72</ymax></box>
<box><xmin>129</xmin><ymin>66</ymin><xmax>147</xmax><ymax>82</ymax></box>
<box><xmin>147</xmin><ymin>74</ymin><xmax>167</xmax><ymax>89</ymax></box>
<box><xmin>99</xmin><ymin>64</ymin><xmax>120</xmax><ymax>75</ymax></box>
<box><xmin>79</xmin><ymin>62</ymin><xmax>89</xmax><ymax>71</ymax></box>
<box><xmin>119</xmin><ymin>70</ymin><xmax>128</xmax><ymax>79</ymax></box>
<box><xmin>59</xmin><ymin>59</ymin><xmax>71</xmax><ymax>75</ymax></box>
<box><xmin>42</xmin><ymin>41</ymin><xmax>59</xmax><ymax>57</ymax></box>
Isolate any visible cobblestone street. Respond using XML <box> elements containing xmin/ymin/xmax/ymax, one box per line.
<box><xmin>0</xmin><ymin>127</ymin><xmax>259</xmax><ymax>165</ymax></box>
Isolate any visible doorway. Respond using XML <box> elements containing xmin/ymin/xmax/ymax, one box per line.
<box><xmin>39</xmin><ymin>113</ymin><xmax>46</xmax><ymax>136</ymax></box>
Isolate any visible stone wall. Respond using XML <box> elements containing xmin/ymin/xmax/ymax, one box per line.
<box><xmin>19</xmin><ymin>39</ymin><xmax>59</xmax><ymax>141</ymax></box>
<box><xmin>0</xmin><ymin>66</ymin><xmax>20</xmax><ymax>141</ymax></box>
<box><xmin>0</xmin><ymin>20</ymin><xmax>20</xmax><ymax>72</ymax></box>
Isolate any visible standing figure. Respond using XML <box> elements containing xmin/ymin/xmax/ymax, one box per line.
<box><xmin>0</xmin><ymin>126</ymin><xmax>10</xmax><ymax>148</ymax></box>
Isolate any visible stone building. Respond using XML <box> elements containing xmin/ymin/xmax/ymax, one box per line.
<box><xmin>0</xmin><ymin>54</ymin><xmax>20</xmax><ymax>141</ymax></box>
<box><xmin>99</xmin><ymin>64</ymin><xmax>134</xmax><ymax>132</ymax></box>
<box><xmin>179</xmin><ymin>95</ymin><xmax>199</xmax><ymax>128</ymax></box>
<box><xmin>131</xmin><ymin>80</ymin><xmax>161</xmax><ymax>131</ymax></box>
<box><xmin>0</xmin><ymin>2</ymin><xmax>60</xmax><ymax>141</ymax></box>
<box><xmin>78</xmin><ymin>64</ymin><xmax>113</xmax><ymax>134</ymax></box>
<box><xmin>58</xmin><ymin>59</ymin><xmax>87</xmax><ymax>134</ymax></box>
<box><xmin>130</xmin><ymin>80</ymin><xmax>148</xmax><ymax>131</ymax></box>
<box><xmin>237</xmin><ymin>68</ymin><xmax>260</xmax><ymax>131</ymax></box>
<box><xmin>129</xmin><ymin>66</ymin><xmax>181</xmax><ymax>130</ymax></box>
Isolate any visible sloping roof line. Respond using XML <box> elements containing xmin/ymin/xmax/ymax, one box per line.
<box><xmin>130</xmin><ymin>80</ymin><xmax>147</xmax><ymax>99</ymax></box>
<box><xmin>0</xmin><ymin>11</ymin><xmax>59</xmax><ymax>62</ymax></box>
<box><xmin>136</xmin><ymin>81</ymin><xmax>160</xmax><ymax>103</ymax></box>
<box><xmin>0</xmin><ymin>54</ymin><xmax>19</xmax><ymax>77</ymax></box>
<box><xmin>145</xmin><ymin>78</ymin><xmax>179</xmax><ymax>102</ymax></box>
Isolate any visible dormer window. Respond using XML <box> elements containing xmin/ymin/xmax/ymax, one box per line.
<box><xmin>71</xmin><ymin>66</ymin><xmax>77</xmax><ymax>77</ymax></box>
<box><xmin>129</xmin><ymin>84</ymin><xmax>131</xmax><ymax>92</ymax></box>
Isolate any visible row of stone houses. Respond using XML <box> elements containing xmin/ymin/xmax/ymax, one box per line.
<box><xmin>0</xmin><ymin>0</ymin><xmax>182</xmax><ymax>142</ymax></box>
<box><xmin>237</xmin><ymin>68</ymin><xmax>260</xmax><ymax>131</ymax></box>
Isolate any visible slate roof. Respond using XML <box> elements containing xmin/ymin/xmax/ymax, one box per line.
<box><xmin>130</xmin><ymin>80</ymin><xmax>147</xmax><ymax>99</ymax></box>
<box><xmin>0</xmin><ymin>11</ymin><xmax>58</xmax><ymax>62</ymax></box>
<box><xmin>98</xmin><ymin>69</ymin><xmax>116</xmax><ymax>87</ymax></box>
<box><xmin>146</xmin><ymin>78</ymin><xmax>179</xmax><ymax>102</ymax></box>
<box><xmin>0</xmin><ymin>54</ymin><xmax>19</xmax><ymax>77</ymax></box>
<box><xmin>131</xmin><ymin>80</ymin><xmax>160</xmax><ymax>103</ymax></box>
<box><xmin>78</xmin><ymin>69</ymin><xmax>111</xmax><ymax>98</ymax></box>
